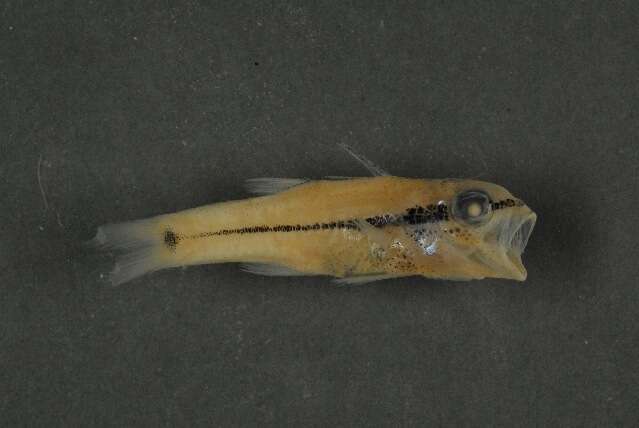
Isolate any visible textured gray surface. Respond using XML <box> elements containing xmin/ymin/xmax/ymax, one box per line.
<box><xmin>2</xmin><ymin>1</ymin><xmax>638</xmax><ymax>426</ymax></box>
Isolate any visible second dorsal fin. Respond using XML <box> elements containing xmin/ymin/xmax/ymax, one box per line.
<box><xmin>245</xmin><ymin>178</ymin><xmax>309</xmax><ymax>195</ymax></box>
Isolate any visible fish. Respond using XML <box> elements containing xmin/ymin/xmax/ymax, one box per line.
<box><xmin>91</xmin><ymin>145</ymin><xmax>537</xmax><ymax>285</ymax></box>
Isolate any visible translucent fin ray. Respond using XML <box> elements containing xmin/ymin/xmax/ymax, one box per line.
<box><xmin>89</xmin><ymin>219</ymin><xmax>165</xmax><ymax>285</ymax></box>
<box><xmin>240</xmin><ymin>262</ymin><xmax>310</xmax><ymax>277</ymax></box>
<box><xmin>333</xmin><ymin>273</ymin><xmax>401</xmax><ymax>285</ymax></box>
<box><xmin>323</xmin><ymin>175</ymin><xmax>353</xmax><ymax>180</ymax></box>
<box><xmin>245</xmin><ymin>178</ymin><xmax>308</xmax><ymax>195</ymax></box>
<box><xmin>338</xmin><ymin>143</ymin><xmax>389</xmax><ymax>176</ymax></box>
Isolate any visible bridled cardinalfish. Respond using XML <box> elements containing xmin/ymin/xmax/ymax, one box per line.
<box><xmin>92</xmin><ymin>145</ymin><xmax>537</xmax><ymax>285</ymax></box>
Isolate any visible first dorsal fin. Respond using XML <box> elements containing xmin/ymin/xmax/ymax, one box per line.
<box><xmin>245</xmin><ymin>178</ymin><xmax>308</xmax><ymax>196</ymax></box>
<box><xmin>245</xmin><ymin>145</ymin><xmax>388</xmax><ymax>196</ymax></box>
<box><xmin>338</xmin><ymin>143</ymin><xmax>389</xmax><ymax>176</ymax></box>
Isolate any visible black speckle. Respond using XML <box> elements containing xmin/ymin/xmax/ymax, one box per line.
<box><xmin>164</xmin><ymin>230</ymin><xmax>179</xmax><ymax>250</ymax></box>
<box><xmin>254</xmin><ymin>61</ymin><xmax>259</xmax><ymax>66</ymax></box>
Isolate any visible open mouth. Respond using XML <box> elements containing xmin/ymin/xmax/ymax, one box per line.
<box><xmin>509</xmin><ymin>216</ymin><xmax>536</xmax><ymax>255</ymax></box>
<box><xmin>465</xmin><ymin>209</ymin><xmax>537</xmax><ymax>281</ymax></box>
<box><xmin>503</xmin><ymin>213</ymin><xmax>537</xmax><ymax>280</ymax></box>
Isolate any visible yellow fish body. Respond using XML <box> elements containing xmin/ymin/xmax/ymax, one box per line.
<box><xmin>93</xmin><ymin>150</ymin><xmax>537</xmax><ymax>285</ymax></box>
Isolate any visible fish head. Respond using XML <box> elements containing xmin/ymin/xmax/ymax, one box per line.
<box><xmin>431</xmin><ymin>180</ymin><xmax>537</xmax><ymax>281</ymax></box>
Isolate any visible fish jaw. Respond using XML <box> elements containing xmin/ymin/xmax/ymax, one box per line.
<box><xmin>473</xmin><ymin>209</ymin><xmax>537</xmax><ymax>281</ymax></box>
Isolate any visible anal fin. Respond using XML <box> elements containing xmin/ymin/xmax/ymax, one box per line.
<box><xmin>242</xmin><ymin>264</ymin><xmax>404</xmax><ymax>284</ymax></box>
<box><xmin>333</xmin><ymin>273</ymin><xmax>403</xmax><ymax>285</ymax></box>
<box><xmin>240</xmin><ymin>262</ymin><xmax>310</xmax><ymax>277</ymax></box>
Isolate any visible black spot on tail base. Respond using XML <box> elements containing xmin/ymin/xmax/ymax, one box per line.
<box><xmin>164</xmin><ymin>229</ymin><xmax>179</xmax><ymax>250</ymax></box>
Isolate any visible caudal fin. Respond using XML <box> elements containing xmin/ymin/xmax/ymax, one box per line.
<box><xmin>90</xmin><ymin>218</ymin><xmax>166</xmax><ymax>285</ymax></box>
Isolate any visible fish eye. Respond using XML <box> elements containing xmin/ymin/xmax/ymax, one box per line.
<box><xmin>453</xmin><ymin>190</ymin><xmax>492</xmax><ymax>224</ymax></box>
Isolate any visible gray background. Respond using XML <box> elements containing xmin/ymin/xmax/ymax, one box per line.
<box><xmin>2</xmin><ymin>1</ymin><xmax>638</xmax><ymax>426</ymax></box>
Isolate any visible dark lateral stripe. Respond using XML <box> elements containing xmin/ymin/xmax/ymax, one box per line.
<box><xmin>402</xmin><ymin>204</ymin><xmax>449</xmax><ymax>224</ymax></box>
<box><xmin>166</xmin><ymin>199</ymin><xmax>520</xmax><ymax>245</ymax></box>
<box><xmin>187</xmin><ymin>220</ymin><xmax>360</xmax><ymax>239</ymax></box>
<box><xmin>182</xmin><ymin>208</ymin><xmax>442</xmax><ymax>241</ymax></box>
<box><xmin>490</xmin><ymin>198</ymin><xmax>523</xmax><ymax>211</ymax></box>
